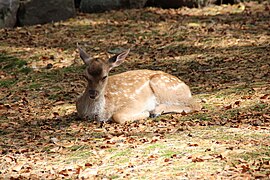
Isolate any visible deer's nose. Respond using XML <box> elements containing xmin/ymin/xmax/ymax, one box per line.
<box><xmin>88</xmin><ymin>90</ymin><xmax>98</xmax><ymax>99</ymax></box>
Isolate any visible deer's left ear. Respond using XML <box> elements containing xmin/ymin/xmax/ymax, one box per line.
<box><xmin>77</xmin><ymin>43</ymin><xmax>92</xmax><ymax>65</ymax></box>
<box><xmin>108</xmin><ymin>49</ymin><xmax>130</xmax><ymax>69</ymax></box>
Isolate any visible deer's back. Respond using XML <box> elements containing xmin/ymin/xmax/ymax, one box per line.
<box><xmin>106</xmin><ymin>69</ymin><xmax>164</xmax><ymax>96</ymax></box>
<box><xmin>105</xmin><ymin>69</ymin><xmax>186</xmax><ymax>103</ymax></box>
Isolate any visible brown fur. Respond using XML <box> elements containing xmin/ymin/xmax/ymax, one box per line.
<box><xmin>76</xmin><ymin>46</ymin><xmax>201</xmax><ymax>124</ymax></box>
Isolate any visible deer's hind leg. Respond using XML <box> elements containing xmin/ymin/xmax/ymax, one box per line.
<box><xmin>112</xmin><ymin>109</ymin><xmax>150</xmax><ymax>124</ymax></box>
<box><xmin>112</xmin><ymin>96</ymin><xmax>155</xmax><ymax>124</ymax></box>
<box><xmin>112</xmin><ymin>86</ymin><xmax>157</xmax><ymax>124</ymax></box>
<box><xmin>149</xmin><ymin>74</ymin><xmax>198</xmax><ymax>116</ymax></box>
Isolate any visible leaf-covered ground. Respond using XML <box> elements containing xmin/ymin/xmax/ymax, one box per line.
<box><xmin>0</xmin><ymin>1</ymin><xmax>270</xmax><ymax>179</ymax></box>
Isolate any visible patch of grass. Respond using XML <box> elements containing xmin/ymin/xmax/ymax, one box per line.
<box><xmin>0</xmin><ymin>79</ymin><xmax>17</xmax><ymax>88</ymax></box>
<box><xmin>62</xmin><ymin>65</ymin><xmax>83</xmax><ymax>73</ymax></box>
<box><xmin>48</xmin><ymin>94</ymin><xmax>61</xmax><ymax>100</ymax></box>
<box><xmin>0</xmin><ymin>53</ymin><xmax>32</xmax><ymax>74</ymax></box>
<box><xmin>24</xmin><ymin>66</ymin><xmax>82</xmax><ymax>87</ymax></box>
<box><xmin>20</xmin><ymin>66</ymin><xmax>32</xmax><ymax>74</ymax></box>
<box><xmin>110</xmin><ymin>175</ymin><xmax>120</xmax><ymax>179</ymax></box>
<box><xmin>42</xmin><ymin>146</ymin><xmax>52</xmax><ymax>152</ymax></box>
<box><xmin>182</xmin><ymin>112</ymin><xmax>212</xmax><ymax>121</ymax></box>
<box><xmin>111</xmin><ymin>149</ymin><xmax>132</xmax><ymax>159</ymax></box>
<box><xmin>221</xmin><ymin>109</ymin><xmax>240</xmax><ymax>119</ymax></box>
<box><xmin>227</xmin><ymin>145</ymin><xmax>270</xmax><ymax>174</ymax></box>
<box><xmin>238</xmin><ymin>148</ymin><xmax>270</xmax><ymax>162</ymax></box>
<box><xmin>68</xmin><ymin>145</ymin><xmax>89</xmax><ymax>151</ymax></box>
<box><xmin>250</xmin><ymin>103</ymin><xmax>268</xmax><ymax>111</ymax></box>
<box><xmin>146</xmin><ymin>143</ymin><xmax>166</xmax><ymax>150</ymax></box>
<box><xmin>37</xmin><ymin>71</ymin><xmax>61</xmax><ymax>81</ymax></box>
<box><xmin>160</xmin><ymin>150</ymin><xmax>179</xmax><ymax>158</ymax></box>
<box><xmin>28</xmin><ymin>83</ymin><xmax>42</xmax><ymax>90</ymax></box>
<box><xmin>69</xmin><ymin>150</ymin><xmax>94</xmax><ymax>161</ymax></box>
<box><xmin>214</xmin><ymin>84</ymin><xmax>252</xmax><ymax>97</ymax></box>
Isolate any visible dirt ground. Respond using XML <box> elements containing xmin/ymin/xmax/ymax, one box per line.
<box><xmin>0</xmin><ymin>1</ymin><xmax>269</xmax><ymax>179</ymax></box>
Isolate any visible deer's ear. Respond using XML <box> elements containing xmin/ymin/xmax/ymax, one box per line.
<box><xmin>77</xmin><ymin>43</ymin><xmax>92</xmax><ymax>65</ymax></box>
<box><xmin>108</xmin><ymin>49</ymin><xmax>130</xmax><ymax>69</ymax></box>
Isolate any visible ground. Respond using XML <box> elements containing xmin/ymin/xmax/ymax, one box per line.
<box><xmin>0</xmin><ymin>1</ymin><xmax>270</xmax><ymax>179</ymax></box>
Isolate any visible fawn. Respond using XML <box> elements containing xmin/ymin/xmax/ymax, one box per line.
<box><xmin>76</xmin><ymin>45</ymin><xmax>201</xmax><ymax>124</ymax></box>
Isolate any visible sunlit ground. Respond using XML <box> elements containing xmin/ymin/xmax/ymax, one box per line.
<box><xmin>0</xmin><ymin>2</ymin><xmax>269</xmax><ymax>179</ymax></box>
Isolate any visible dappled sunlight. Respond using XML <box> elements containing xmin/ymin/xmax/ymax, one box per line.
<box><xmin>0</xmin><ymin>45</ymin><xmax>77</xmax><ymax>69</ymax></box>
<box><xmin>0</xmin><ymin>1</ymin><xmax>269</xmax><ymax>71</ymax></box>
<box><xmin>194</xmin><ymin>35</ymin><xmax>269</xmax><ymax>49</ymax></box>
<box><xmin>0</xmin><ymin>1</ymin><xmax>270</xmax><ymax>179</ymax></box>
<box><xmin>148</xmin><ymin>3</ymin><xmax>246</xmax><ymax>17</ymax></box>
<box><xmin>62</xmin><ymin>16</ymin><xmax>109</xmax><ymax>27</ymax></box>
<box><xmin>52</xmin><ymin>103</ymin><xmax>76</xmax><ymax>117</ymax></box>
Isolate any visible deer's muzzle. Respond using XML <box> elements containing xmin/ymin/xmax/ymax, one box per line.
<box><xmin>88</xmin><ymin>90</ymin><xmax>98</xmax><ymax>99</ymax></box>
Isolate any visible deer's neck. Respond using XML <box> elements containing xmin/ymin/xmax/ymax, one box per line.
<box><xmin>77</xmin><ymin>91</ymin><xmax>106</xmax><ymax>120</ymax></box>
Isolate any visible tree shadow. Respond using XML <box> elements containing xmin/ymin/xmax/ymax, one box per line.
<box><xmin>1</xmin><ymin>4</ymin><xmax>269</xmax><ymax>90</ymax></box>
<box><xmin>0</xmin><ymin>3</ymin><xmax>269</xmax><ymax>49</ymax></box>
<box><xmin>0</xmin><ymin>4</ymin><xmax>269</xmax><ymax>158</ymax></box>
<box><xmin>1</xmin><ymin>97</ymin><xmax>269</xmax><ymax>156</ymax></box>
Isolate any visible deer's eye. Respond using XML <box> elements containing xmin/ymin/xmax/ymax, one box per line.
<box><xmin>101</xmin><ymin>75</ymin><xmax>107</xmax><ymax>81</ymax></box>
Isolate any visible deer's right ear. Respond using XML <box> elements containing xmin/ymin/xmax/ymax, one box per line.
<box><xmin>77</xmin><ymin>44</ymin><xmax>91</xmax><ymax>65</ymax></box>
<box><xmin>108</xmin><ymin>49</ymin><xmax>130</xmax><ymax>70</ymax></box>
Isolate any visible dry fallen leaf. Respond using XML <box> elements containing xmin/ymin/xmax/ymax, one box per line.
<box><xmin>0</xmin><ymin>2</ymin><xmax>269</xmax><ymax>179</ymax></box>
<box><xmin>12</xmin><ymin>162</ymin><xmax>25</xmax><ymax>172</ymax></box>
<box><xmin>192</xmin><ymin>157</ymin><xmax>204</xmax><ymax>162</ymax></box>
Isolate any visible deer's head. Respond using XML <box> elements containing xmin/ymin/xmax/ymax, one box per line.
<box><xmin>78</xmin><ymin>45</ymin><xmax>130</xmax><ymax>100</ymax></box>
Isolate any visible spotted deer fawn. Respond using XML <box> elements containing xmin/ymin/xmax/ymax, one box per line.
<box><xmin>76</xmin><ymin>45</ymin><xmax>201</xmax><ymax>124</ymax></box>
